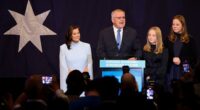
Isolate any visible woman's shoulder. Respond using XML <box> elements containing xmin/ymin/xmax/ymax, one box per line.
<box><xmin>163</xmin><ymin>47</ymin><xmax>169</xmax><ymax>53</ymax></box>
<box><xmin>189</xmin><ymin>35</ymin><xmax>195</xmax><ymax>42</ymax></box>
<box><xmin>186</xmin><ymin>35</ymin><xmax>196</xmax><ymax>47</ymax></box>
<box><xmin>79</xmin><ymin>41</ymin><xmax>91</xmax><ymax>47</ymax></box>
<box><xmin>60</xmin><ymin>43</ymin><xmax>67</xmax><ymax>49</ymax></box>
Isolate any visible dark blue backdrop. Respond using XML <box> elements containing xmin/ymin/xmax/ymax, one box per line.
<box><xmin>0</xmin><ymin>0</ymin><xmax>200</xmax><ymax>78</ymax></box>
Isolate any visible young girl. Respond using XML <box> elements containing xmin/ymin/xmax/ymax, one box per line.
<box><xmin>143</xmin><ymin>26</ymin><xmax>168</xmax><ymax>86</ymax></box>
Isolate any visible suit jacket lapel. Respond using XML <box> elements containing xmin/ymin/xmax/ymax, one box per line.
<box><xmin>110</xmin><ymin>27</ymin><xmax>119</xmax><ymax>50</ymax></box>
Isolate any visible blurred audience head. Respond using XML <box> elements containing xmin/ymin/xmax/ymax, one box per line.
<box><xmin>66</xmin><ymin>70</ymin><xmax>85</xmax><ymax>95</ymax></box>
<box><xmin>121</xmin><ymin>73</ymin><xmax>138</xmax><ymax>95</ymax></box>
<box><xmin>122</xmin><ymin>65</ymin><xmax>130</xmax><ymax>74</ymax></box>
<box><xmin>24</xmin><ymin>74</ymin><xmax>43</xmax><ymax>99</ymax></box>
<box><xmin>96</xmin><ymin>76</ymin><xmax>119</xmax><ymax>100</ymax></box>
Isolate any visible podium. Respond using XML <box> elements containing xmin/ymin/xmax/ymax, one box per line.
<box><xmin>100</xmin><ymin>60</ymin><xmax>145</xmax><ymax>92</ymax></box>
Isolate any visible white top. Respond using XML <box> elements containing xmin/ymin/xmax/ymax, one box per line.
<box><xmin>59</xmin><ymin>41</ymin><xmax>93</xmax><ymax>92</ymax></box>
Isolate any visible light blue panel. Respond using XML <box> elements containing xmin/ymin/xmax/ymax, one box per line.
<box><xmin>100</xmin><ymin>60</ymin><xmax>145</xmax><ymax>68</ymax></box>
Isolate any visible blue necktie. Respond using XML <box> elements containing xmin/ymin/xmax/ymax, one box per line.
<box><xmin>117</xmin><ymin>29</ymin><xmax>121</xmax><ymax>49</ymax></box>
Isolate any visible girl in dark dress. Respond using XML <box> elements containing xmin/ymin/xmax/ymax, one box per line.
<box><xmin>143</xmin><ymin>26</ymin><xmax>168</xmax><ymax>86</ymax></box>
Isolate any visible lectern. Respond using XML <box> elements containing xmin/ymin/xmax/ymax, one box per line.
<box><xmin>100</xmin><ymin>60</ymin><xmax>145</xmax><ymax>92</ymax></box>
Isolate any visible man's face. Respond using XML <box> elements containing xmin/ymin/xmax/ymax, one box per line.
<box><xmin>112</xmin><ymin>11</ymin><xmax>126</xmax><ymax>29</ymax></box>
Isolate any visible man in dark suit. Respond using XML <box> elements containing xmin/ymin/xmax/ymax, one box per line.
<box><xmin>97</xmin><ymin>9</ymin><xmax>142</xmax><ymax>60</ymax></box>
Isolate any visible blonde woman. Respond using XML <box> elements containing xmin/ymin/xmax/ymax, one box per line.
<box><xmin>143</xmin><ymin>26</ymin><xmax>168</xmax><ymax>86</ymax></box>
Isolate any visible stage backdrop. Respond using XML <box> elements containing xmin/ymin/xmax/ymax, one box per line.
<box><xmin>0</xmin><ymin>0</ymin><xmax>200</xmax><ymax>77</ymax></box>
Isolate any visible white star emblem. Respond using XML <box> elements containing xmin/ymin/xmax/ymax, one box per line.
<box><xmin>4</xmin><ymin>0</ymin><xmax>56</xmax><ymax>52</ymax></box>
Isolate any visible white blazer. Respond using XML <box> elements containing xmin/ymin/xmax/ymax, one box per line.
<box><xmin>59</xmin><ymin>41</ymin><xmax>93</xmax><ymax>92</ymax></box>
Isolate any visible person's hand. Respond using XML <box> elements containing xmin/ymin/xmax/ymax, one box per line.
<box><xmin>146</xmin><ymin>76</ymin><xmax>150</xmax><ymax>81</ymax></box>
<box><xmin>83</xmin><ymin>67</ymin><xmax>88</xmax><ymax>72</ymax></box>
<box><xmin>50</xmin><ymin>82</ymin><xmax>60</xmax><ymax>92</ymax></box>
<box><xmin>173</xmin><ymin>57</ymin><xmax>181</xmax><ymax>65</ymax></box>
<box><xmin>49</xmin><ymin>75</ymin><xmax>60</xmax><ymax>92</ymax></box>
<box><xmin>128</xmin><ymin>57</ymin><xmax>137</xmax><ymax>60</ymax></box>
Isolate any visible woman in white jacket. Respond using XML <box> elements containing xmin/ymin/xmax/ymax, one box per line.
<box><xmin>59</xmin><ymin>25</ymin><xmax>93</xmax><ymax>92</ymax></box>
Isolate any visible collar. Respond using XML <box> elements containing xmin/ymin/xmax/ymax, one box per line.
<box><xmin>71</xmin><ymin>41</ymin><xmax>81</xmax><ymax>48</ymax></box>
<box><xmin>113</xmin><ymin>25</ymin><xmax>123</xmax><ymax>32</ymax></box>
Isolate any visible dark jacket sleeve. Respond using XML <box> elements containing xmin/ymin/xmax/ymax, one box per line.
<box><xmin>156</xmin><ymin>48</ymin><xmax>169</xmax><ymax>79</ymax></box>
<box><xmin>96</xmin><ymin>30</ymin><xmax>106</xmax><ymax>59</ymax></box>
<box><xmin>133</xmin><ymin>37</ymin><xmax>142</xmax><ymax>59</ymax></box>
<box><xmin>186</xmin><ymin>36</ymin><xmax>198</xmax><ymax>68</ymax></box>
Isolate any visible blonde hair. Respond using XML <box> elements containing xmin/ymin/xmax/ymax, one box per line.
<box><xmin>169</xmin><ymin>15</ymin><xmax>189</xmax><ymax>43</ymax></box>
<box><xmin>143</xmin><ymin>26</ymin><xmax>164</xmax><ymax>54</ymax></box>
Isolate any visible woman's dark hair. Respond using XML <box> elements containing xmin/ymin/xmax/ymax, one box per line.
<box><xmin>65</xmin><ymin>25</ymin><xmax>80</xmax><ymax>49</ymax></box>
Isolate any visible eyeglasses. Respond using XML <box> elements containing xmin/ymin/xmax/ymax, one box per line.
<box><xmin>114</xmin><ymin>16</ymin><xmax>125</xmax><ymax>20</ymax></box>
